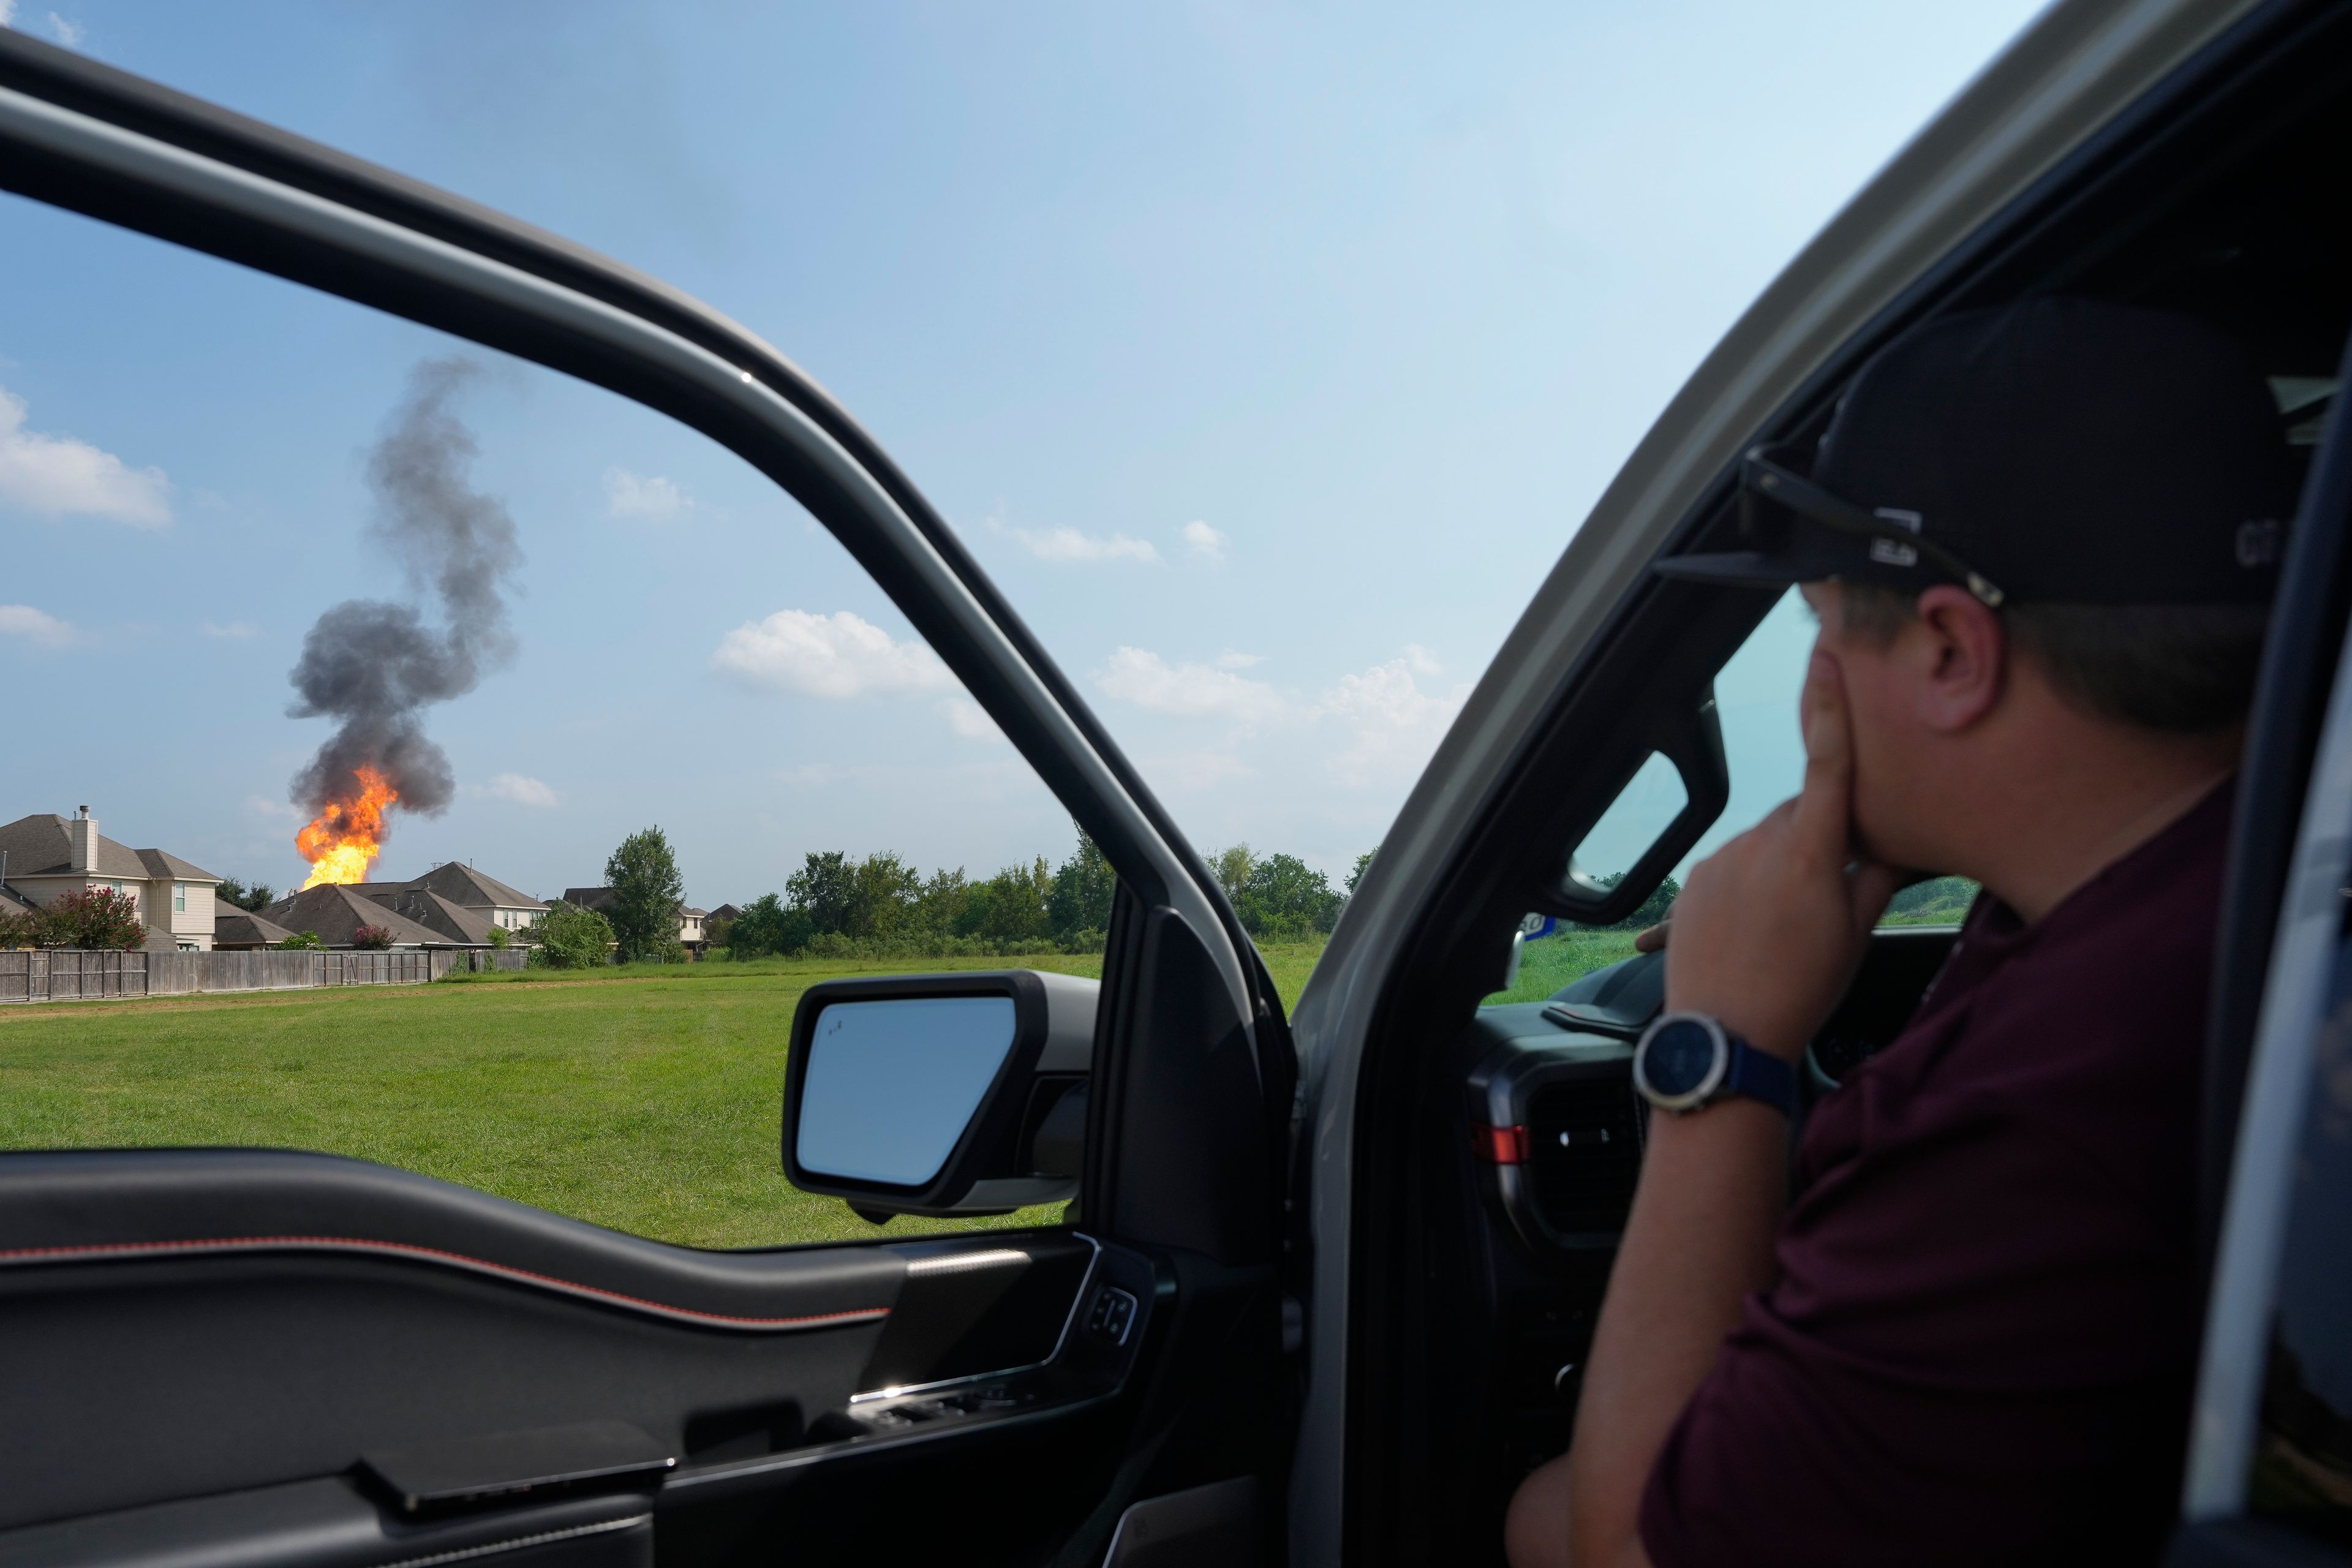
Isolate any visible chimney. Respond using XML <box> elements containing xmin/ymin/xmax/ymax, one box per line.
<box><xmin>69</xmin><ymin>807</ymin><xmax>97</xmax><ymax>873</ymax></box>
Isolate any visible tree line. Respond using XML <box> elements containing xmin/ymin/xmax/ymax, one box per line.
<box><xmin>722</xmin><ymin>829</ymin><xmax>1122</xmax><ymax>960</ymax></box>
<box><xmin>545</xmin><ymin>830</ymin><xmax>1367</xmax><ymax>966</ymax></box>
<box><xmin>469</xmin><ymin>823</ymin><xmax>1381</xmax><ymax>971</ymax></box>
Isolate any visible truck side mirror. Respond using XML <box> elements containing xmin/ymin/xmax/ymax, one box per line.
<box><xmin>781</xmin><ymin>970</ymin><xmax>1095</xmax><ymax>1219</ymax></box>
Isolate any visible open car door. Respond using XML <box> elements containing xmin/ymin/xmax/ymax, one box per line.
<box><xmin>0</xmin><ymin>31</ymin><xmax>1291</xmax><ymax>1568</ymax></box>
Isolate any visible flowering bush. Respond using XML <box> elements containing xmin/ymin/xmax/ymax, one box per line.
<box><xmin>348</xmin><ymin>924</ymin><xmax>396</xmax><ymax>951</ymax></box>
<box><xmin>40</xmin><ymin>887</ymin><xmax>145</xmax><ymax>949</ymax></box>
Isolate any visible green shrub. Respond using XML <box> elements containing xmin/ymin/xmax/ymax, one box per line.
<box><xmin>43</xmin><ymin>887</ymin><xmax>145</xmax><ymax>949</ymax></box>
<box><xmin>530</xmin><ymin>901</ymin><xmax>616</xmax><ymax>969</ymax></box>
<box><xmin>726</xmin><ymin>894</ymin><xmax>812</xmax><ymax>959</ymax></box>
<box><xmin>0</xmin><ymin>906</ymin><xmax>55</xmax><ymax>948</ymax></box>
<box><xmin>276</xmin><ymin>930</ymin><xmax>324</xmax><ymax>951</ymax></box>
<box><xmin>487</xmin><ymin>924</ymin><xmax>511</xmax><ymax>950</ymax></box>
<box><xmin>1234</xmin><ymin>853</ymin><xmax>1340</xmax><ymax>938</ymax></box>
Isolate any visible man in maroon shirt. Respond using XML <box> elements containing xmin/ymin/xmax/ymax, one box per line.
<box><xmin>1504</xmin><ymin>298</ymin><xmax>2294</xmax><ymax>1566</ymax></box>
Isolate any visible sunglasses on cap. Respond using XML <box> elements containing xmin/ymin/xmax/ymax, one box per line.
<box><xmin>1741</xmin><ymin>443</ymin><xmax>2007</xmax><ymax>609</ymax></box>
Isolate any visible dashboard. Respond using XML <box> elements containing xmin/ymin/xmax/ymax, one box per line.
<box><xmin>1462</xmin><ymin>926</ymin><xmax>1961</xmax><ymax>1256</ymax></box>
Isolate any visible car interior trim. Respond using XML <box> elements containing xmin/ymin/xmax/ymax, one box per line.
<box><xmin>368</xmin><ymin>1513</ymin><xmax>650</xmax><ymax>1568</ymax></box>
<box><xmin>0</xmin><ymin>70</ymin><xmax>1254</xmax><ymax>1034</ymax></box>
<box><xmin>2182</xmin><ymin>416</ymin><xmax>2352</xmax><ymax>1518</ymax></box>
<box><xmin>0</xmin><ymin>1236</ymin><xmax>894</xmax><ymax>1333</ymax></box>
<box><xmin>851</xmin><ymin>1234</ymin><xmax>1106</xmax><ymax>1403</ymax></box>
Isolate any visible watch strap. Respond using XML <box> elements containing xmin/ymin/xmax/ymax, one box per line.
<box><xmin>1721</xmin><ymin>1037</ymin><xmax>1796</xmax><ymax>1117</ymax></box>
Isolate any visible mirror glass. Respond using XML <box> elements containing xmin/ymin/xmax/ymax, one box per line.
<box><xmin>796</xmin><ymin>996</ymin><xmax>1018</xmax><ymax>1186</ymax></box>
<box><xmin>1569</xmin><ymin>750</ymin><xmax>1688</xmax><ymax>884</ymax></box>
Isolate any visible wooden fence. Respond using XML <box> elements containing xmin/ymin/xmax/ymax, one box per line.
<box><xmin>0</xmin><ymin>945</ymin><xmax>526</xmax><ymax>1005</ymax></box>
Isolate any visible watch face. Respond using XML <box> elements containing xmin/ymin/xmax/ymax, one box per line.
<box><xmin>1642</xmin><ymin>1019</ymin><xmax>1722</xmax><ymax>1099</ymax></box>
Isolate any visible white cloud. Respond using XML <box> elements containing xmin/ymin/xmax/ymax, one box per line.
<box><xmin>0</xmin><ymin>2</ymin><xmax>18</xmax><ymax>26</ymax></box>
<box><xmin>46</xmin><ymin>11</ymin><xmax>80</xmax><ymax>45</ymax></box>
<box><xmin>1321</xmin><ymin>648</ymin><xmax>1471</xmax><ymax>786</ymax></box>
<box><xmin>1215</xmin><ymin>649</ymin><xmax>1263</xmax><ymax>669</ymax></box>
<box><xmin>1095</xmin><ymin>646</ymin><xmax>1285</xmax><ymax>725</ymax></box>
<box><xmin>0</xmin><ymin>386</ymin><xmax>171</xmax><ymax>526</ymax></box>
<box><xmin>602</xmin><ymin>466</ymin><xmax>693</xmax><ymax>522</ymax></box>
<box><xmin>201</xmin><ymin>620</ymin><xmax>258</xmax><ymax>640</ymax></box>
<box><xmin>1148</xmin><ymin>747</ymin><xmax>1256</xmax><ymax>790</ymax></box>
<box><xmin>938</xmin><ymin>698</ymin><xmax>1005</xmax><ymax>742</ymax></box>
<box><xmin>243</xmin><ymin>794</ymin><xmax>303</xmax><ymax>823</ymax></box>
<box><xmin>1181</xmin><ymin>520</ymin><xmax>1227</xmax><ymax>562</ymax></box>
<box><xmin>0</xmin><ymin>603</ymin><xmax>72</xmax><ymax>649</ymax></box>
<box><xmin>475</xmin><ymin>772</ymin><xmax>560</xmax><ymax>809</ymax></box>
<box><xmin>712</xmin><ymin>609</ymin><xmax>954</xmax><ymax>699</ymax></box>
<box><xmin>1012</xmin><ymin>525</ymin><xmax>1161</xmax><ymax>565</ymax></box>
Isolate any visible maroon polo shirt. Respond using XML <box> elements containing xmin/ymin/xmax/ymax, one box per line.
<box><xmin>1638</xmin><ymin>780</ymin><xmax>2233</xmax><ymax>1566</ymax></box>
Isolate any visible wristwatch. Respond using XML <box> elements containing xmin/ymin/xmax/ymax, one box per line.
<box><xmin>1632</xmin><ymin>1012</ymin><xmax>1796</xmax><ymax>1117</ymax></box>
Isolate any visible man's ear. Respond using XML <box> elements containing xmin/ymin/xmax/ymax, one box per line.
<box><xmin>1909</xmin><ymin>584</ymin><xmax>2006</xmax><ymax>733</ymax></box>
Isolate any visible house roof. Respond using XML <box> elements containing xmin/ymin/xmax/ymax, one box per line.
<box><xmin>260</xmin><ymin>884</ymin><xmax>449</xmax><ymax>948</ymax></box>
<box><xmin>560</xmin><ymin>886</ymin><xmax>616</xmax><ymax>911</ymax></box>
<box><xmin>0</xmin><ymin>814</ymin><xmax>221</xmax><ymax>884</ymax></box>
<box><xmin>215</xmin><ymin>910</ymin><xmax>298</xmax><ymax>948</ymax></box>
<box><xmin>387</xmin><ymin>888</ymin><xmax>497</xmax><ymax>945</ymax></box>
<box><xmin>0</xmin><ymin>882</ymin><xmax>37</xmax><ymax>916</ymax></box>
<box><xmin>136</xmin><ymin>848</ymin><xmax>220</xmax><ymax>881</ymax></box>
<box><xmin>708</xmin><ymin>903</ymin><xmax>744</xmax><ymax>922</ymax></box>
<box><xmin>415</xmin><ymin>861</ymin><xmax>545</xmax><ymax>911</ymax></box>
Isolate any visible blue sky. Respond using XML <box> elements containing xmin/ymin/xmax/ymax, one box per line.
<box><xmin>0</xmin><ymin>1</ymin><xmax>2041</xmax><ymax>907</ymax></box>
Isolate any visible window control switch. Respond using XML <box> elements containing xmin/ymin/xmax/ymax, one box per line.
<box><xmin>1084</xmin><ymin>1285</ymin><xmax>1138</xmax><ymax>1346</ymax></box>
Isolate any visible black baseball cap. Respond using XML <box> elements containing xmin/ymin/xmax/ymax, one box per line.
<box><xmin>1655</xmin><ymin>296</ymin><xmax>2297</xmax><ymax>606</ymax></box>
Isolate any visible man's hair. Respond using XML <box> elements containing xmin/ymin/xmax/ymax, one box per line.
<box><xmin>1838</xmin><ymin>583</ymin><xmax>2270</xmax><ymax>733</ymax></box>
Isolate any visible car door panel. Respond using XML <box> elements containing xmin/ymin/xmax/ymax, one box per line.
<box><xmin>0</xmin><ymin>1149</ymin><xmax>1116</xmax><ymax>1530</ymax></box>
<box><xmin>0</xmin><ymin>1476</ymin><xmax>655</xmax><ymax>1568</ymax></box>
<box><xmin>0</xmin><ymin>1150</ymin><xmax>1180</xmax><ymax>1563</ymax></box>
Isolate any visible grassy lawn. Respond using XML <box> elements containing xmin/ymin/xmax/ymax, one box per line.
<box><xmin>1482</xmin><ymin>929</ymin><xmax>1645</xmax><ymax>1006</ymax></box>
<box><xmin>0</xmin><ymin>943</ymin><xmax>1328</xmax><ymax>1251</ymax></box>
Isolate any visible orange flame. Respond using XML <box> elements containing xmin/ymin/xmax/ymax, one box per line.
<box><xmin>297</xmin><ymin>765</ymin><xmax>398</xmax><ymax>888</ymax></box>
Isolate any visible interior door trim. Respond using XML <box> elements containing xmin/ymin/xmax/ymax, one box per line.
<box><xmin>852</xmin><ymin>1235</ymin><xmax>1105</xmax><ymax>1401</ymax></box>
<box><xmin>0</xmin><ymin>1236</ymin><xmax>893</xmax><ymax>1333</ymax></box>
<box><xmin>2181</xmin><ymin>501</ymin><xmax>2352</xmax><ymax>1517</ymax></box>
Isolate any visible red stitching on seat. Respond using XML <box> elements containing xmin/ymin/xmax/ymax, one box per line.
<box><xmin>0</xmin><ymin>1236</ymin><xmax>890</xmax><ymax>1332</ymax></box>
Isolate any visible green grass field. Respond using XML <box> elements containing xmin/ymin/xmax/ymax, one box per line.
<box><xmin>1482</xmin><ymin>929</ymin><xmax>1645</xmax><ymax>1006</ymax></box>
<box><xmin>0</xmin><ymin>943</ymin><xmax>1328</xmax><ymax>1251</ymax></box>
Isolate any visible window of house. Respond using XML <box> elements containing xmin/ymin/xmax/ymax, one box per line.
<box><xmin>173</xmin><ymin>884</ymin><xmax>186</xmax><ymax>914</ymax></box>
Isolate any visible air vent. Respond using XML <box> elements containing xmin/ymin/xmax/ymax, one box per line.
<box><xmin>1524</xmin><ymin>1077</ymin><xmax>1642</xmax><ymax>1237</ymax></box>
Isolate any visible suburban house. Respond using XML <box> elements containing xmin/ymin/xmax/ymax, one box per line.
<box><xmin>405</xmin><ymin>862</ymin><xmax>545</xmax><ymax>932</ymax></box>
<box><xmin>562</xmin><ymin>887</ymin><xmax>711</xmax><ymax>955</ymax></box>
<box><xmin>374</xmin><ymin>886</ymin><xmax>497</xmax><ymax>946</ymax></box>
<box><xmin>258</xmin><ymin>885</ymin><xmax>450</xmax><ymax>950</ymax></box>
<box><xmin>0</xmin><ymin>807</ymin><xmax>223</xmax><ymax>951</ymax></box>
<box><xmin>214</xmin><ymin>909</ymin><xmax>299</xmax><ymax>950</ymax></box>
<box><xmin>344</xmin><ymin>864</ymin><xmax>545</xmax><ymax>937</ymax></box>
<box><xmin>255</xmin><ymin>860</ymin><xmax>548</xmax><ymax>951</ymax></box>
<box><xmin>707</xmin><ymin>903</ymin><xmax>744</xmax><ymax>926</ymax></box>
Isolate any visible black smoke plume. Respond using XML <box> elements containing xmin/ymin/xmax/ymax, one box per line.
<box><xmin>288</xmin><ymin>358</ymin><xmax>523</xmax><ymax>823</ymax></box>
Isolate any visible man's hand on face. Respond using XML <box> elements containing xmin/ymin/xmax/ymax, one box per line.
<box><xmin>1647</xmin><ymin>650</ymin><xmax>1905</xmax><ymax>1060</ymax></box>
